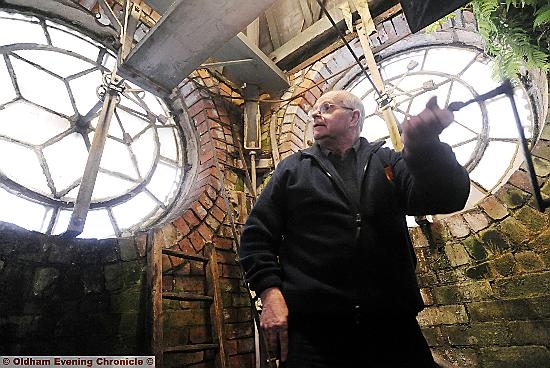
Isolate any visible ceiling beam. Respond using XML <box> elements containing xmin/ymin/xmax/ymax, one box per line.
<box><xmin>270</xmin><ymin>1</ymin><xmax>401</xmax><ymax>71</ymax></box>
<box><xmin>265</xmin><ymin>7</ymin><xmax>282</xmax><ymax>49</ymax></box>
<box><xmin>118</xmin><ymin>0</ymin><xmax>280</xmax><ymax>96</ymax></box>
<box><xmin>299</xmin><ymin>0</ymin><xmax>314</xmax><ymax>29</ymax></box>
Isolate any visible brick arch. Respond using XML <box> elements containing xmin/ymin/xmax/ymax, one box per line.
<box><xmin>148</xmin><ymin>70</ymin><xmax>256</xmax><ymax>367</ymax></box>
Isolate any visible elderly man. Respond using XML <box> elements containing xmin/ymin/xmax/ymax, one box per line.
<box><xmin>239</xmin><ymin>90</ymin><xmax>470</xmax><ymax>367</ymax></box>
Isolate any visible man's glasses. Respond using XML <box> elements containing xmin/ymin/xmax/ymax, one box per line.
<box><xmin>308</xmin><ymin>102</ymin><xmax>355</xmax><ymax>118</ymax></box>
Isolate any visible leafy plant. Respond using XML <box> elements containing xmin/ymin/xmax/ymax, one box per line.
<box><xmin>471</xmin><ymin>0</ymin><xmax>550</xmax><ymax>80</ymax></box>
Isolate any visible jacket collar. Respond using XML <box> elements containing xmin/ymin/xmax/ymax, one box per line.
<box><xmin>301</xmin><ymin>137</ymin><xmax>384</xmax><ymax>161</ymax></box>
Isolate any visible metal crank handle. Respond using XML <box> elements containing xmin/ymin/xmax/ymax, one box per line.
<box><xmin>447</xmin><ymin>79</ymin><xmax>514</xmax><ymax>112</ymax></box>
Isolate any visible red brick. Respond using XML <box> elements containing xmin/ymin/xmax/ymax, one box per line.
<box><xmin>214</xmin><ymin>236</ymin><xmax>233</xmax><ymax>250</ymax></box>
<box><xmin>211</xmin><ymin>205</ymin><xmax>226</xmax><ymax>223</ymax></box>
<box><xmin>199</xmin><ymin>148</ymin><xmax>215</xmax><ymax>166</ymax></box>
<box><xmin>178</xmin><ymin>238</ymin><xmax>195</xmax><ymax>254</ymax></box>
<box><xmin>197</xmin><ymin>223</ymin><xmax>214</xmax><ymax>241</ymax></box>
<box><xmin>183</xmin><ymin>210</ymin><xmax>200</xmax><ymax>228</ymax></box>
<box><xmin>173</xmin><ymin>216</ymin><xmax>190</xmax><ymax>237</ymax></box>
<box><xmin>205</xmin><ymin>216</ymin><xmax>221</xmax><ymax>233</ymax></box>
<box><xmin>206</xmin><ymin>185</ymin><xmax>218</xmax><ymax>200</ymax></box>
<box><xmin>192</xmin><ymin>201</ymin><xmax>208</xmax><ymax>220</ymax></box>
<box><xmin>189</xmin><ymin>230</ymin><xmax>206</xmax><ymax>251</ymax></box>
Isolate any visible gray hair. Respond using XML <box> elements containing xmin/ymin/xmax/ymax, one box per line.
<box><xmin>327</xmin><ymin>90</ymin><xmax>365</xmax><ymax>134</ymax></box>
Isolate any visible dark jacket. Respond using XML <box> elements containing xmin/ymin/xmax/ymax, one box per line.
<box><xmin>239</xmin><ymin>137</ymin><xmax>469</xmax><ymax>317</ymax></box>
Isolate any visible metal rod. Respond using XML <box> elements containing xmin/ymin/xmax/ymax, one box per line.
<box><xmin>314</xmin><ymin>0</ymin><xmax>382</xmax><ymax>98</ymax></box>
<box><xmin>200</xmin><ymin>58</ymin><xmax>254</xmax><ymax>68</ymax></box>
<box><xmin>64</xmin><ymin>75</ymin><xmax>121</xmax><ymax>237</ymax></box>
<box><xmin>448</xmin><ymin>79</ymin><xmax>514</xmax><ymax>111</ymax></box>
<box><xmin>507</xmin><ymin>90</ymin><xmax>549</xmax><ymax>212</ymax></box>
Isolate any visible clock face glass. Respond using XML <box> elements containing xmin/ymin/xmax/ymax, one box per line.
<box><xmin>346</xmin><ymin>44</ymin><xmax>540</xmax><ymax>214</ymax></box>
<box><xmin>0</xmin><ymin>11</ymin><xmax>187</xmax><ymax>238</ymax></box>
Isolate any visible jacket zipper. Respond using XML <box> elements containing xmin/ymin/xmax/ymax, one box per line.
<box><xmin>303</xmin><ymin>151</ymin><xmax>370</xmax><ymax>244</ymax></box>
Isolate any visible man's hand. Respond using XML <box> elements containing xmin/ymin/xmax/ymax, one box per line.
<box><xmin>401</xmin><ymin>96</ymin><xmax>454</xmax><ymax>147</ymax></box>
<box><xmin>259</xmin><ymin>287</ymin><xmax>289</xmax><ymax>362</ymax></box>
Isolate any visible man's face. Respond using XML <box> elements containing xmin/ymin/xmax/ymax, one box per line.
<box><xmin>309</xmin><ymin>93</ymin><xmax>355</xmax><ymax>142</ymax></box>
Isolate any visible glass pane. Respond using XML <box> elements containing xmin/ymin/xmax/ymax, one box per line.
<box><xmin>362</xmin><ymin>114</ymin><xmax>390</xmax><ymax>142</ymax></box>
<box><xmin>0</xmin><ymin>18</ymin><xmax>47</xmax><ymax>46</ymax></box>
<box><xmin>424</xmin><ymin>47</ymin><xmax>477</xmax><ymax>75</ymax></box>
<box><xmin>116</xmin><ymin>108</ymin><xmax>150</xmax><ymax>137</ymax></box>
<box><xmin>79</xmin><ymin>209</ymin><xmax>115</xmax><ymax>239</ymax></box>
<box><xmin>0</xmin><ymin>187</ymin><xmax>51</xmax><ymax>232</ymax></box>
<box><xmin>52</xmin><ymin>209</ymin><xmax>71</xmax><ymax>235</ymax></box>
<box><xmin>158</xmin><ymin>127</ymin><xmax>179</xmax><ymax>160</ymax></box>
<box><xmin>69</xmin><ymin>69</ymin><xmax>103</xmax><ymax>116</ymax></box>
<box><xmin>0</xmin><ymin>101</ymin><xmax>70</xmax><ymax>145</ymax></box>
<box><xmin>51</xmin><ymin>208</ymin><xmax>116</xmax><ymax>238</ymax></box>
<box><xmin>0</xmin><ymin>139</ymin><xmax>51</xmax><ymax>195</ymax></box>
<box><xmin>43</xmin><ymin>132</ymin><xmax>88</xmax><ymax>193</ymax></box>
<box><xmin>487</xmin><ymin>95</ymin><xmax>532</xmax><ymax>139</ymax></box>
<box><xmin>47</xmin><ymin>26</ymin><xmax>100</xmax><ymax>62</ymax></box>
<box><xmin>381</xmin><ymin>50</ymin><xmax>425</xmax><ymax>80</ymax></box>
<box><xmin>0</xmin><ymin>59</ymin><xmax>16</xmax><ymax>105</ymax></box>
<box><xmin>440</xmin><ymin>122</ymin><xmax>478</xmax><ymax>147</ymax></box>
<box><xmin>470</xmin><ymin>141</ymin><xmax>517</xmax><ymax>191</ymax></box>
<box><xmin>99</xmin><ymin>138</ymin><xmax>140</xmax><ymax>181</ymax></box>
<box><xmin>460</xmin><ymin>59</ymin><xmax>497</xmax><ymax>90</ymax></box>
<box><xmin>92</xmin><ymin>172</ymin><xmax>136</xmax><ymax>201</ymax></box>
<box><xmin>146</xmin><ymin>161</ymin><xmax>179</xmax><ymax>203</ymax></box>
<box><xmin>10</xmin><ymin>56</ymin><xmax>75</xmax><ymax>116</ymax></box>
<box><xmin>451</xmin><ymin>140</ymin><xmax>477</xmax><ymax>167</ymax></box>
<box><xmin>131</xmin><ymin>128</ymin><xmax>156</xmax><ymax>177</ymax></box>
<box><xmin>14</xmin><ymin>50</ymin><xmax>95</xmax><ymax>78</ymax></box>
<box><xmin>101</xmin><ymin>53</ymin><xmax>117</xmax><ymax>71</ymax></box>
<box><xmin>111</xmin><ymin>192</ymin><xmax>159</xmax><ymax>230</ymax></box>
<box><xmin>142</xmin><ymin>94</ymin><xmax>167</xmax><ymax>117</ymax></box>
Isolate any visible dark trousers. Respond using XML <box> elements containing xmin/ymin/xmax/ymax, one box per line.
<box><xmin>280</xmin><ymin>313</ymin><xmax>438</xmax><ymax>368</ymax></box>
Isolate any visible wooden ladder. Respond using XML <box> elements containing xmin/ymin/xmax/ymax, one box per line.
<box><xmin>148</xmin><ymin>232</ymin><xmax>230</xmax><ymax>368</ymax></box>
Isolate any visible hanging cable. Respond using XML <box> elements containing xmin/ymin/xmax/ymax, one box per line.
<box><xmin>314</xmin><ymin>0</ymin><xmax>382</xmax><ymax>98</ymax></box>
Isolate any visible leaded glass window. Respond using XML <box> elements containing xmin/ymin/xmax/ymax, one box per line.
<box><xmin>0</xmin><ymin>10</ymin><xmax>187</xmax><ymax>238</ymax></box>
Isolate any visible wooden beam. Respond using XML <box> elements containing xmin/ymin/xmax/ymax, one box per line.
<box><xmin>269</xmin><ymin>4</ymin><xmax>346</xmax><ymax>68</ymax></box>
<box><xmin>119</xmin><ymin>0</ymin><xmax>280</xmax><ymax>96</ymax></box>
<box><xmin>299</xmin><ymin>0</ymin><xmax>314</xmax><ymax>28</ymax></box>
<box><xmin>265</xmin><ymin>7</ymin><xmax>282</xmax><ymax>49</ymax></box>
<box><xmin>270</xmin><ymin>2</ymin><xmax>402</xmax><ymax>71</ymax></box>
<box><xmin>247</xmin><ymin>17</ymin><xmax>260</xmax><ymax>46</ymax></box>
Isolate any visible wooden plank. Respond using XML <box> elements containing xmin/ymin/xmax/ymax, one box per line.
<box><xmin>147</xmin><ymin>229</ymin><xmax>163</xmax><ymax>367</ymax></box>
<box><xmin>269</xmin><ymin>1</ymin><xmax>402</xmax><ymax>70</ymax></box>
<box><xmin>246</xmin><ymin>17</ymin><xmax>260</xmax><ymax>46</ymax></box>
<box><xmin>162</xmin><ymin>292</ymin><xmax>213</xmax><ymax>302</ymax></box>
<box><xmin>206</xmin><ymin>245</ymin><xmax>230</xmax><ymax>368</ymax></box>
<box><xmin>162</xmin><ymin>248</ymin><xmax>209</xmax><ymax>262</ymax></box>
<box><xmin>265</xmin><ymin>7</ymin><xmax>282</xmax><ymax>49</ymax></box>
<box><xmin>164</xmin><ymin>343</ymin><xmax>219</xmax><ymax>353</ymax></box>
<box><xmin>299</xmin><ymin>0</ymin><xmax>314</xmax><ymax>28</ymax></box>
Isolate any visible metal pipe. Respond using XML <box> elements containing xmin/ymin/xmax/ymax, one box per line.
<box><xmin>250</xmin><ymin>150</ymin><xmax>257</xmax><ymax>197</ymax></box>
<box><xmin>64</xmin><ymin>76</ymin><xmax>121</xmax><ymax>237</ymax></box>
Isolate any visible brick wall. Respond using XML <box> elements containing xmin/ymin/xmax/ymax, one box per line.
<box><xmin>149</xmin><ymin>70</ymin><xmax>255</xmax><ymax>368</ymax></box>
<box><xmin>0</xmin><ymin>221</ymin><xmax>149</xmax><ymax>354</ymax></box>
